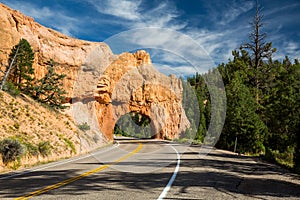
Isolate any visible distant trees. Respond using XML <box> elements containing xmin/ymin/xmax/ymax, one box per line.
<box><xmin>182</xmin><ymin>76</ymin><xmax>202</xmax><ymax>141</ymax></box>
<box><xmin>294</xmin><ymin>126</ymin><xmax>300</xmax><ymax>174</ymax></box>
<box><xmin>114</xmin><ymin>112</ymin><xmax>152</xmax><ymax>139</ymax></box>
<box><xmin>187</xmin><ymin>3</ymin><xmax>300</xmax><ymax>173</ymax></box>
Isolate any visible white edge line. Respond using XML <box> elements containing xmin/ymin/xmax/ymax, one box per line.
<box><xmin>157</xmin><ymin>144</ymin><xmax>180</xmax><ymax>200</ymax></box>
<box><xmin>0</xmin><ymin>141</ymin><xmax>120</xmax><ymax>180</ymax></box>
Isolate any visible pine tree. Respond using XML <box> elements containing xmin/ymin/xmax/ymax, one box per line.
<box><xmin>32</xmin><ymin>60</ymin><xmax>67</xmax><ymax>109</ymax></box>
<box><xmin>0</xmin><ymin>45</ymin><xmax>20</xmax><ymax>90</ymax></box>
<box><xmin>184</xmin><ymin>77</ymin><xmax>202</xmax><ymax>141</ymax></box>
<box><xmin>219</xmin><ymin>72</ymin><xmax>266</xmax><ymax>154</ymax></box>
<box><xmin>264</xmin><ymin>58</ymin><xmax>299</xmax><ymax>151</ymax></box>
<box><xmin>7</xmin><ymin>39</ymin><xmax>34</xmax><ymax>92</ymax></box>
<box><xmin>241</xmin><ymin>3</ymin><xmax>276</xmax><ymax>107</ymax></box>
<box><xmin>294</xmin><ymin>125</ymin><xmax>300</xmax><ymax>174</ymax></box>
<box><xmin>293</xmin><ymin>60</ymin><xmax>300</xmax><ymax>173</ymax></box>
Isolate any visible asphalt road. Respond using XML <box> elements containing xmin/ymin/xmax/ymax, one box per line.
<box><xmin>0</xmin><ymin>139</ymin><xmax>299</xmax><ymax>200</ymax></box>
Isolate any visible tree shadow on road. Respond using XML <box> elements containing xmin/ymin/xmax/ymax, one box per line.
<box><xmin>0</xmin><ymin>150</ymin><xmax>299</xmax><ymax>199</ymax></box>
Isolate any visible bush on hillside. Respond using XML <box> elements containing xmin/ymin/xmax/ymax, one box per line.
<box><xmin>38</xmin><ymin>141</ymin><xmax>51</xmax><ymax>157</ymax></box>
<box><xmin>0</xmin><ymin>138</ymin><xmax>24</xmax><ymax>165</ymax></box>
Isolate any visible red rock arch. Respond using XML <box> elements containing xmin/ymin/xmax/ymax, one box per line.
<box><xmin>94</xmin><ymin>50</ymin><xmax>190</xmax><ymax>141</ymax></box>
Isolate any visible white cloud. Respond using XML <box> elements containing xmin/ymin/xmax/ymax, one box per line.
<box><xmin>100</xmin><ymin>0</ymin><xmax>252</xmax><ymax>67</ymax></box>
<box><xmin>135</xmin><ymin>1</ymin><xmax>186</xmax><ymax>30</ymax></box>
<box><xmin>4</xmin><ymin>0</ymin><xmax>298</xmax><ymax>70</ymax></box>
<box><xmin>264</xmin><ymin>3</ymin><xmax>300</xmax><ymax>17</ymax></box>
<box><xmin>185</xmin><ymin>27</ymin><xmax>246</xmax><ymax>64</ymax></box>
<box><xmin>154</xmin><ymin>64</ymin><xmax>199</xmax><ymax>77</ymax></box>
<box><xmin>276</xmin><ymin>41</ymin><xmax>300</xmax><ymax>60</ymax></box>
<box><xmin>87</xmin><ymin>0</ymin><xmax>142</xmax><ymax>20</ymax></box>
<box><xmin>286</xmin><ymin>42</ymin><xmax>298</xmax><ymax>53</ymax></box>
<box><xmin>204</xmin><ymin>0</ymin><xmax>255</xmax><ymax>26</ymax></box>
<box><xmin>150</xmin><ymin>49</ymin><xmax>191</xmax><ymax>66</ymax></box>
<box><xmin>104</xmin><ymin>28</ymin><xmax>215</xmax><ymax>77</ymax></box>
<box><xmin>87</xmin><ymin>0</ymin><xmax>185</xmax><ymax>30</ymax></box>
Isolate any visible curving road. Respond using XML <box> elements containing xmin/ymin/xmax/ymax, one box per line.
<box><xmin>0</xmin><ymin>139</ymin><xmax>299</xmax><ymax>200</ymax></box>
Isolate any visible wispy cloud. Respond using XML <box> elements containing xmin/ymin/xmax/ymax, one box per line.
<box><xmin>87</xmin><ymin>0</ymin><xmax>185</xmax><ymax>30</ymax></box>
<box><xmin>87</xmin><ymin>0</ymin><xmax>142</xmax><ymax>20</ymax></box>
<box><xmin>155</xmin><ymin>64</ymin><xmax>199</xmax><ymax>78</ymax></box>
<box><xmin>104</xmin><ymin>27</ymin><xmax>215</xmax><ymax>77</ymax></box>
<box><xmin>277</xmin><ymin>41</ymin><xmax>300</xmax><ymax>60</ymax></box>
<box><xmin>203</xmin><ymin>0</ymin><xmax>255</xmax><ymax>26</ymax></box>
<box><xmin>2</xmin><ymin>0</ymin><xmax>299</xmax><ymax>75</ymax></box>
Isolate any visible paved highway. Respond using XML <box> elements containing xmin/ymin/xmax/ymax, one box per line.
<box><xmin>0</xmin><ymin>138</ymin><xmax>299</xmax><ymax>199</ymax></box>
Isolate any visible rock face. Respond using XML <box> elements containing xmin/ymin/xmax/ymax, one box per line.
<box><xmin>0</xmin><ymin>3</ymin><xmax>190</xmax><ymax>142</ymax></box>
<box><xmin>0</xmin><ymin>3</ymin><xmax>114</xmax><ymax>98</ymax></box>
<box><xmin>94</xmin><ymin>50</ymin><xmax>190</xmax><ymax>140</ymax></box>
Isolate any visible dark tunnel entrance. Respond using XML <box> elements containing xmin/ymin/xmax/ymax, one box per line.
<box><xmin>113</xmin><ymin>111</ymin><xmax>154</xmax><ymax>139</ymax></box>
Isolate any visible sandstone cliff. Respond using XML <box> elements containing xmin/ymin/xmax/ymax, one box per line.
<box><xmin>0</xmin><ymin>3</ymin><xmax>114</xmax><ymax>98</ymax></box>
<box><xmin>0</xmin><ymin>3</ymin><xmax>190</xmax><ymax>143</ymax></box>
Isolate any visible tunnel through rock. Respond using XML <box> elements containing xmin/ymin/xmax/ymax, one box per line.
<box><xmin>114</xmin><ymin>112</ymin><xmax>154</xmax><ymax>139</ymax></box>
<box><xmin>75</xmin><ymin>50</ymin><xmax>190</xmax><ymax>142</ymax></box>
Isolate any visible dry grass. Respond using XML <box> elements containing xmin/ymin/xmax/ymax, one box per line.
<box><xmin>0</xmin><ymin>91</ymin><xmax>88</xmax><ymax>172</ymax></box>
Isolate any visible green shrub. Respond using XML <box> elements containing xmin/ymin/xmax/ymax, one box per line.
<box><xmin>24</xmin><ymin>142</ymin><xmax>39</xmax><ymax>157</ymax></box>
<box><xmin>63</xmin><ymin>138</ymin><xmax>76</xmax><ymax>154</ymax></box>
<box><xmin>0</xmin><ymin>138</ymin><xmax>24</xmax><ymax>165</ymax></box>
<box><xmin>173</xmin><ymin>138</ymin><xmax>191</xmax><ymax>144</ymax></box>
<box><xmin>3</xmin><ymin>82</ymin><xmax>21</xmax><ymax>97</ymax></box>
<box><xmin>78</xmin><ymin>122</ymin><xmax>90</xmax><ymax>131</ymax></box>
<box><xmin>264</xmin><ymin>147</ymin><xmax>294</xmax><ymax>168</ymax></box>
<box><xmin>38</xmin><ymin>141</ymin><xmax>51</xmax><ymax>157</ymax></box>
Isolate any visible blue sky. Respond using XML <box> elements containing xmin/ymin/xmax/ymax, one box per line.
<box><xmin>1</xmin><ymin>0</ymin><xmax>299</xmax><ymax>76</ymax></box>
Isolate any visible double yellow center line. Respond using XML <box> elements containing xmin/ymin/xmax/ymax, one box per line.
<box><xmin>15</xmin><ymin>142</ymin><xmax>143</xmax><ymax>200</ymax></box>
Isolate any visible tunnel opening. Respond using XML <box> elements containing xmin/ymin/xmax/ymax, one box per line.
<box><xmin>113</xmin><ymin>111</ymin><xmax>154</xmax><ymax>139</ymax></box>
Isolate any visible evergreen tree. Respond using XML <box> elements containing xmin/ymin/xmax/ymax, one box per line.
<box><xmin>0</xmin><ymin>45</ymin><xmax>20</xmax><ymax>91</ymax></box>
<box><xmin>241</xmin><ymin>3</ymin><xmax>276</xmax><ymax>107</ymax></box>
<box><xmin>185</xmin><ymin>76</ymin><xmax>203</xmax><ymax>141</ymax></box>
<box><xmin>264</xmin><ymin>57</ymin><xmax>300</xmax><ymax>152</ymax></box>
<box><xmin>32</xmin><ymin>60</ymin><xmax>67</xmax><ymax>109</ymax></box>
<box><xmin>294</xmin><ymin>125</ymin><xmax>300</xmax><ymax>173</ymax></box>
<box><xmin>8</xmin><ymin>39</ymin><xmax>34</xmax><ymax>92</ymax></box>
<box><xmin>219</xmin><ymin>72</ymin><xmax>266</xmax><ymax>154</ymax></box>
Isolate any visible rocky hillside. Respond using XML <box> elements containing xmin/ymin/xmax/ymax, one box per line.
<box><xmin>0</xmin><ymin>90</ymin><xmax>106</xmax><ymax>172</ymax></box>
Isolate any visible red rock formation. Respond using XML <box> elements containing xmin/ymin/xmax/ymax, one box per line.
<box><xmin>94</xmin><ymin>50</ymin><xmax>190</xmax><ymax>140</ymax></box>
<box><xmin>0</xmin><ymin>3</ymin><xmax>190</xmax><ymax>142</ymax></box>
<box><xmin>0</xmin><ymin>3</ymin><xmax>114</xmax><ymax>98</ymax></box>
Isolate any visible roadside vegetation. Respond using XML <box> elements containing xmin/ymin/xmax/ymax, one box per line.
<box><xmin>0</xmin><ymin>38</ymin><xmax>67</xmax><ymax>110</ymax></box>
<box><xmin>111</xmin><ymin>5</ymin><xmax>299</xmax><ymax>174</ymax></box>
<box><xmin>0</xmin><ymin>38</ymin><xmax>77</xmax><ymax>170</ymax></box>
<box><xmin>186</xmin><ymin>4</ymin><xmax>300</xmax><ymax>173</ymax></box>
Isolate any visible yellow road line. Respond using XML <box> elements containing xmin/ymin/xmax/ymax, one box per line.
<box><xmin>15</xmin><ymin>143</ymin><xmax>143</xmax><ymax>200</ymax></box>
